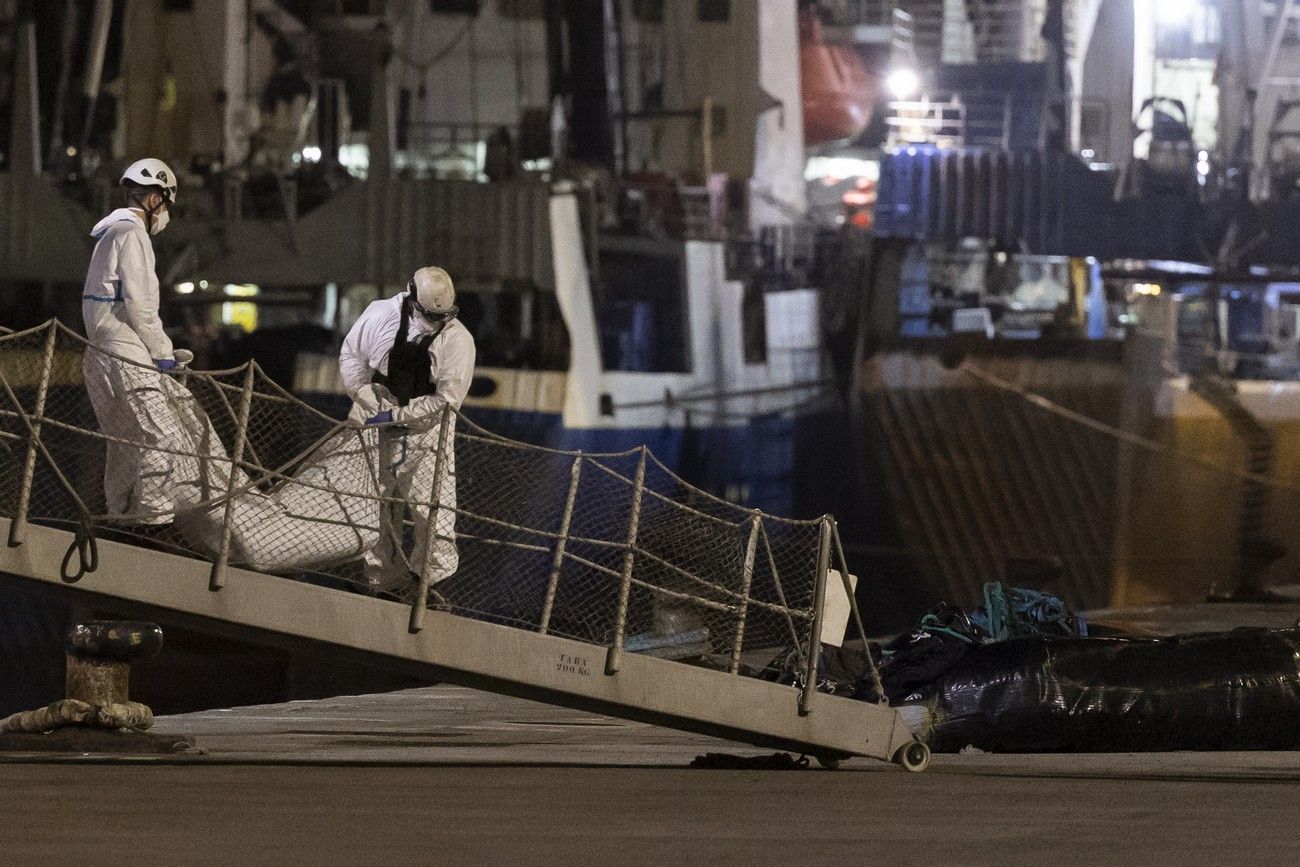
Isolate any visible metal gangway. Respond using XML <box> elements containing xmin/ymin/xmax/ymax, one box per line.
<box><xmin>0</xmin><ymin>321</ymin><xmax>926</xmax><ymax>770</ymax></box>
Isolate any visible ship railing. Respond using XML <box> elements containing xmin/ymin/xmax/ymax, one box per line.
<box><xmin>0</xmin><ymin>320</ymin><xmax>884</xmax><ymax>711</ymax></box>
<box><xmin>821</xmin><ymin>1</ymin><xmax>977</xmax><ymax>69</ymax></box>
<box><xmin>818</xmin><ymin>2</ymin><xmax>916</xmax><ymax>54</ymax></box>
<box><xmin>893</xmin><ymin>6</ymin><xmax>917</xmax><ymax>54</ymax></box>
<box><xmin>1171</xmin><ymin>339</ymin><xmax>1300</xmax><ymax>382</ymax></box>
<box><xmin>886</xmin><ymin>95</ymin><xmax>968</xmax><ymax>149</ymax></box>
<box><xmin>886</xmin><ymin>89</ymin><xmax>1019</xmax><ymax>150</ymax></box>
<box><xmin>940</xmin><ymin>0</ymin><xmax>1055</xmax><ymax>65</ymax></box>
<box><xmin>399</xmin><ymin>120</ymin><xmax>536</xmax><ymax>180</ymax></box>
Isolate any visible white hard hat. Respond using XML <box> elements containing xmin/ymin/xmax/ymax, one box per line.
<box><xmin>410</xmin><ymin>266</ymin><xmax>456</xmax><ymax>315</ymax></box>
<box><xmin>121</xmin><ymin>158</ymin><xmax>178</xmax><ymax>204</ymax></box>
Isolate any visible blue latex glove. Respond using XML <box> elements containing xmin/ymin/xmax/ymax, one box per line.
<box><xmin>154</xmin><ymin>358</ymin><xmax>177</xmax><ymax>372</ymax></box>
<box><xmin>365</xmin><ymin>410</ymin><xmax>393</xmax><ymax>426</ymax></box>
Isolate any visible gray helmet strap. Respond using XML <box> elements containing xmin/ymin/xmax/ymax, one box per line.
<box><xmin>133</xmin><ymin>190</ymin><xmax>166</xmax><ymax>232</ymax></box>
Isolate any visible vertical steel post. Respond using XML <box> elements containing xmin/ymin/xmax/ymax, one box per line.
<box><xmin>728</xmin><ymin>512</ymin><xmax>762</xmax><ymax>674</ymax></box>
<box><xmin>539</xmin><ymin>452</ymin><xmax>582</xmax><ymax>634</ymax></box>
<box><xmin>9</xmin><ymin>323</ymin><xmax>57</xmax><ymax>548</ymax></box>
<box><xmin>209</xmin><ymin>364</ymin><xmax>255</xmax><ymax>591</ymax></box>
<box><xmin>761</xmin><ymin>522</ymin><xmax>805</xmax><ymax>659</ymax></box>
<box><xmin>799</xmin><ymin>516</ymin><xmax>832</xmax><ymax>716</ymax></box>
<box><xmin>831</xmin><ymin>516</ymin><xmax>887</xmax><ymax>704</ymax></box>
<box><xmin>605</xmin><ymin>446</ymin><xmax>646</xmax><ymax>675</ymax></box>
<box><xmin>410</xmin><ymin>404</ymin><xmax>453</xmax><ymax>633</ymax></box>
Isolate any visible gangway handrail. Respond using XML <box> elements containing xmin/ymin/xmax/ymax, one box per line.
<box><xmin>0</xmin><ymin>319</ymin><xmax>919</xmax><ymax>767</ymax></box>
<box><xmin>0</xmin><ymin>388</ymin><xmax>815</xmax><ymax>627</ymax></box>
<box><xmin>0</xmin><ymin>517</ymin><xmax>921</xmax><ymax>767</ymax></box>
<box><xmin>16</xmin><ymin>389</ymin><xmax>779</xmax><ymax>625</ymax></box>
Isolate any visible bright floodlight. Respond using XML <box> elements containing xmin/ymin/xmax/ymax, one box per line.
<box><xmin>1157</xmin><ymin>0</ymin><xmax>1201</xmax><ymax>24</ymax></box>
<box><xmin>887</xmin><ymin>67</ymin><xmax>921</xmax><ymax>100</ymax></box>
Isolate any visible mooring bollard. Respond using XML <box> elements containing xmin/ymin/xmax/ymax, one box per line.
<box><xmin>0</xmin><ymin>620</ymin><xmax>195</xmax><ymax>754</ymax></box>
<box><xmin>65</xmin><ymin>621</ymin><xmax>164</xmax><ymax>706</ymax></box>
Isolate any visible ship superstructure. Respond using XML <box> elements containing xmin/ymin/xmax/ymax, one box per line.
<box><xmin>1</xmin><ymin>0</ymin><xmax>859</xmax><ymax>516</ymax></box>
<box><xmin>7</xmin><ymin>1</ymin><xmax>1300</xmax><ymax>630</ymax></box>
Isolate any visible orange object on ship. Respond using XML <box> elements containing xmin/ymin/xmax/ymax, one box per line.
<box><xmin>799</xmin><ymin>8</ymin><xmax>876</xmax><ymax>146</ymax></box>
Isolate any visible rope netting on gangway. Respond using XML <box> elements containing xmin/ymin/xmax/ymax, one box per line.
<box><xmin>0</xmin><ymin>321</ymin><xmax>872</xmax><ymax>689</ymax></box>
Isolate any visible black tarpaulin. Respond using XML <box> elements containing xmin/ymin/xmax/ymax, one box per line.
<box><xmin>919</xmin><ymin>628</ymin><xmax>1300</xmax><ymax>752</ymax></box>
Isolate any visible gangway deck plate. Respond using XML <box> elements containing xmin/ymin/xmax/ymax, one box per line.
<box><xmin>0</xmin><ymin>519</ymin><xmax>914</xmax><ymax>765</ymax></box>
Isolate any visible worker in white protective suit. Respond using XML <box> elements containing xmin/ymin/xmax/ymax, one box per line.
<box><xmin>82</xmin><ymin>158</ymin><xmax>192</xmax><ymax>524</ymax></box>
<box><xmin>339</xmin><ymin>266</ymin><xmax>477</xmax><ymax>593</ymax></box>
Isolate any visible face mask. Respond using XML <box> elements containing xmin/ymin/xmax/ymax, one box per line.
<box><xmin>148</xmin><ymin>205</ymin><xmax>170</xmax><ymax>235</ymax></box>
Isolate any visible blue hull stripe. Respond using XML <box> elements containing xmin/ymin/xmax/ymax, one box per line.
<box><xmin>83</xmin><ymin>279</ymin><xmax>124</xmax><ymax>303</ymax></box>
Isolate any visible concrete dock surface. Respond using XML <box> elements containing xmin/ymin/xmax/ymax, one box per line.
<box><xmin>1</xmin><ymin>684</ymin><xmax>1298</xmax><ymax>865</ymax></box>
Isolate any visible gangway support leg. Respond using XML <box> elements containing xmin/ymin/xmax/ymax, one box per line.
<box><xmin>605</xmin><ymin>446</ymin><xmax>647</xmax><ymax>675</ymax></box>
<box><xmin>210</xmin><ymin>364</ymin><xmax>255</xmax><ymax>591</ymax></box>
<box><xmin>799</xmin><ymin>517</ymin><xmax>832</xmax><ymax>716</ymax></box>
<box><xmin>8</xmin><ymin>323</ymin><xmax>56</xmax><ymax>548</ymax></box>
<box><xmin>410</xmin><ymin>405</ymin><xmax>453</xmax><ymax>633</ymax></box>
<box><xmin>832</xmin><ymin>517</ymin><xmax>887</xmax><ymax>705</ymax></box>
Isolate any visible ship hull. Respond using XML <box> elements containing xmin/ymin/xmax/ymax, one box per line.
<box><xmin>849</xmin><ymin>336</ymin><xmax>1300</xmax><ymax>622</ymax></box>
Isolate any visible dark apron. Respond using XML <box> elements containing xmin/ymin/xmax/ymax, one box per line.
<box><xmin>373</xmin><ymin>297</ymin><xmax>443</xmax><ymax>406</ymax></box>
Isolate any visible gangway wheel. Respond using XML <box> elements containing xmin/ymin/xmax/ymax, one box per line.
<box><xmin>814</xmin><ymin>753</ymin><xmax>844</xmax><ymax>770</ymax></box>
<box><xmin>893</xmin><ymin>740</ymin><xmax>931</xmax><ymax>773</ymax></box>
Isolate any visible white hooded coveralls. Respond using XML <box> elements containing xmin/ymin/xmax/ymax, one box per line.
<box><xmin>339</xmin><ymin>293</ymin><xmax>476</xmax><ymax>586</ymax></box>
<box><xmin>81</xmin><ymin>208</ymin><xmax>181</xmax><ymax>522</ymax></box>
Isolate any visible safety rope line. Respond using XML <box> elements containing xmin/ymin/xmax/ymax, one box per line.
<box><xmin>454</xmin><ymin>405</ymin><xmax>826</xmax><ymax>529</ymax></box>
<box><xmin>449</xmin><ymin>507</ymin><xmax>814</xmax><ymax>621</ymax></box>
<box><xmin>59</xmin><ymin>514</ymin><xmax>100</xmax><ymax>583</ymax></box>
<box><xmin>629</xmin><ymin>546</ymin><xmax>814</xmax><ymax>621</ymax></box>
<box><xmin>47</xmin><ymin>323</ymin><xmax>824</xmax><ymax>528</ymax></box>
<box><xmin>452</xmin><ymin>417</ymin><xmax>644</xmax><ymax>457</ymax></box>
<box><xmin>0</xmin><ymin>367</ymin><xmax>99</xmax><ymax>582</ymax></box>
<box><xmin>960</xmin><ymin>361</ymin><xmax>1300</xmax><ymax>494</ymax></box>
<box><xmin>0</xmin><ymin>409</ymin><xmax>371</xmax><ymax>521</ymax></box>
<box><xmin>760</xmin><ymin>522</ymin><xmax>809</xmax><ymax>673</ymax></box>
<box><xmin>556</xmin><ymin>549</ymin><xmax>739</xmax><ymax>615</ymax></box>
<box><xmin>204</xmin><ymin>369</ymin><xmax>267</xmax><ymax>474</ymax></box>
<box><xmin>581</xmin><ymin>456</ymin><xmax>746</xmax><ymax>530</ymax></box>
<box><xmin>7</xmin><ymin>401</ymin><xmax>782</xmax><ymax>600</ymax></box>
<box><xmin>645</xmin><ymin>449</ymin><xmax>827</xmax><ymax>529</ymax></box>
<box><xmin>0</xmin><ymin>324</ymin><xmax>827</xmax><ymax>664</ymax></box>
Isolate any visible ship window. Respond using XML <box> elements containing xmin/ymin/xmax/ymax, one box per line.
<box><xmin>428</xmin><ymin>0</ymin><xmax>480</xmax><ymax>15</ymax></box>
<box><xmin>596</xmin><ymin>246</ymin><xmax>690</xmax><ymax>373</ymax></box>
<box><xmin>697</xmin><ymin>0</ymin><xmax>729</xmax><ymax>23</ymax></box>
<box><xmin>742</xmin><ymin>280</ymin><xmax>767</xmax><ymax>364</ymax></box>
<box><xmin>458</xmin><ymin>286</ymin><xmax>569</xmax><ymax>371</ymax></box>
<box><xmin>633</xmin><ymin>0</ymin><xmax>665</xmax><ymax>22</ymax></box>
<box><xmin>497</xmin><ymin>0</ymin><xmax>544</xmax><ymax>18</ymax></box>
<box><xmin>1078</xmin><ymin>102</ymin><xmax>1108</xmax><ymax>160</ymax></box>
<box><xmin>696</xmin><ymin>0</ymin><xmax>728</xmax><ymax>22</ymax></box>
